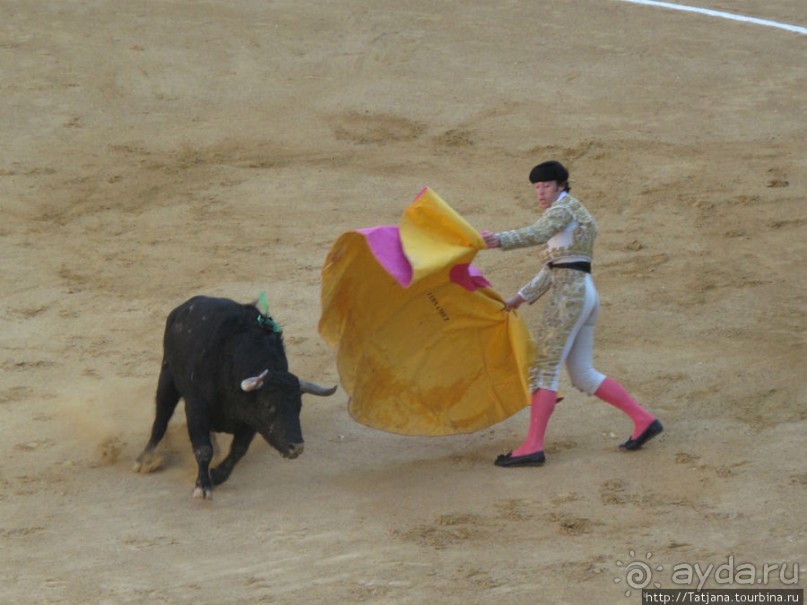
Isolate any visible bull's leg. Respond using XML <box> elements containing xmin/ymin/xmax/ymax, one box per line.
<box><xmin>133</xmin><ymin>361</ymin><xmax>180</xmax><ymax>473</ymax></box>
<box><xmin>210</xmin><ymin>425</ymin><xmax>257</xmax><ymax>486</ymax></box>
<box><xmin>186</xmin><ymin>399</ymin><xmax>215</xmax><ymax>499</ymax></box>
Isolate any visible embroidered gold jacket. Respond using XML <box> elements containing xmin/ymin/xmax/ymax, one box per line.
<box><xmin>496</xmin><ymin>195</ymin><xmax>598</xmax><ymax>303</ymax></box>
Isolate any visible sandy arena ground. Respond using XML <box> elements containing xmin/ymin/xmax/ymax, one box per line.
<box><xmin>1</xmin><ymin>1</ymin><xmax>805</xmax><ymax>603</ymax></box>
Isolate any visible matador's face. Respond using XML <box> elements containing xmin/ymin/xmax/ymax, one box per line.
<box><xmin>533</xmin><ymin>181</ymin><xmax>562</xmax><ymax>210</ymax></box>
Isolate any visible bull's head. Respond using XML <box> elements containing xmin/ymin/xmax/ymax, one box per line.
<box><xmin>240</xmin><ymin>370</ymin><xmax>337</xmax><ymax>458</ymax></box>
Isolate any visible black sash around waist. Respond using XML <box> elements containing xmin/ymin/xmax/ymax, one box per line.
<box><xmin>548</xmin><ymin>261</ymin><xmax>592</xmax><ymax>274</ymax></box>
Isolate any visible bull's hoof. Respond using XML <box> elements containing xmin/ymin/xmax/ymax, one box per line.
<box><xmin>192</xmin><ymin>486</ymin><xmax>213</xmax><ymax>499</ymax></box>
<box><xmin>133</xmin><ymin>450</ymin><xmax>164</xmax><ymax>473</ymax></box>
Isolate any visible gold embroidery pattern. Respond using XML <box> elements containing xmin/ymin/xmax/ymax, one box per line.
<box><xmin>528</xmin><ymin>269</ymin><xmax>588</xmax><ymax>391</ymax></box>
<box><xmin>496</xmin><ymin>195</ymin><xmax>599</xmax><ymax>391</ymax></box>
<box><xmin>498</xmin><ymin>196</ymin><xmax>597</xmax><ymax>263</ymax></box>
<box><xmin>520</xmin><ymin>266</ymin><xmax>553</xmax><ymax>303</ymax></box>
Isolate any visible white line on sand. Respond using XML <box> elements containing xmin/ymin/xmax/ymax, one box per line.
<box><xmin>615</xmin><ymin>0</ymin><xmax>807</xmax><ymax>35</ymax></box>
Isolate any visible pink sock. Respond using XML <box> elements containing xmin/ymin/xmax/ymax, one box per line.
<box><xmin>512</xmin><ymin>388</ymin><xmax>557</xmax><ymax>456</ymax></box>
<box><xmin>594</xmin><ymin>377</ymin><xmax>656</xmax><ymax>439</ymax></box>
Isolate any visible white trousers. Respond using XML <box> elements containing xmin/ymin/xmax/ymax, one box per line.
<box><xmin>530</xmin><ymin>272</ymin><xmax>607</xmax><ymax>394</ymax></box>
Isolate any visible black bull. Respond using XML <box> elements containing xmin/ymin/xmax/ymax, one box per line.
<box><xmin>133</xmin><ymin>296</ymin><xmax>336</xmax><ymax>498</ymax></box>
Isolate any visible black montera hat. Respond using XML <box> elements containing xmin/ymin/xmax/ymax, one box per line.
<box><xmin>529</xmin><ymin>160</ymin><xmax>569</xmax><ymax>184</ymax></box>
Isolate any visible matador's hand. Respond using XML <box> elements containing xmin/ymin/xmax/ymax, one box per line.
<box><xmin>503</xmin><ymin>294</ymin><xmax>526</xmax><ymax>311</ymax></box>
<box><xmin>481</xmin><ymin>230</ymin><xmax>501</xmax><ymax>249</ymax></box>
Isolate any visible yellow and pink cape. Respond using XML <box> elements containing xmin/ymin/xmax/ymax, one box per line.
<box><xmin>319</xmin><ymin>188</ymin><xmax>535</xmax><ymax>435</ymax></box>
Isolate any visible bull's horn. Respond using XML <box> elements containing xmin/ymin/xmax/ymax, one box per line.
<box><xmin>241</xmin><ymin>369</ymin><xmax>269</xmax><ymax>392</ymax></box>
<box><xmin>299</xmin><ymin>380</ymin><xmax>337</xmax><ymax>397</ymax></box>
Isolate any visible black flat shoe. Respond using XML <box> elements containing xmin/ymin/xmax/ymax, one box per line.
<box><xmin>494</xmin><ymin>450</ymin><xmax>546</xmax><ymax>467</ymax></box>
<box><xmin>620</xmin><ymin>419</ymin><xmax>664</xmax><ymax>451</ymax></box>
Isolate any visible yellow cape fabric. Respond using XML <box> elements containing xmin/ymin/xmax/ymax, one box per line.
<box><xmin>319</xmin><ymin>188</ymin><xmax>535</xmax><ymax>436</ymax></box>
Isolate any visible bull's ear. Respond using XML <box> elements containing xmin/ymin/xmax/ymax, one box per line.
<box><xmin>241</xmin><ymin>369</ymin><xmax>270</xmax><ymax>392</ymax></box>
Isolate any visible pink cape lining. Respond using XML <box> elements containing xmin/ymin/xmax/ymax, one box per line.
<box><xmin>357</xmin><ymin>226</ymin><xmax>490</xmax><ymax>291</ymax></box>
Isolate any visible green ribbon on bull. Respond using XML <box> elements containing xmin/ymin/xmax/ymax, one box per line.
<box><xmin>257</xmin><ymin>291</ymin><xmax>282</xmax><ymax>334</ymax></box>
